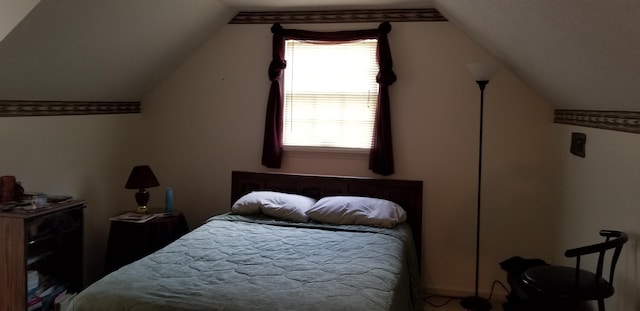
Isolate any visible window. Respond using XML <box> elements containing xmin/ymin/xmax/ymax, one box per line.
<box><xmin>283</xmin><ymin>39</ymin><xmax>379</xmax><ymax>150</ymax></box>
<box><xmin>262</xmin><ymin>22</ymin><xmax>396</xmax><ymax>175</ymax></box>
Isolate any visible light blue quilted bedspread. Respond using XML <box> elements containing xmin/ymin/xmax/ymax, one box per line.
<box><xmin>70</xmin><ymin>214</ymin><xmax>422</xmax><ymax>311</ymax></box>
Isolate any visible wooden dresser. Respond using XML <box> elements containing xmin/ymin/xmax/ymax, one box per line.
<box><xmin>0</xmin><ymin>200</ymin><xmax>86</xmax><ymax>310</ymax></box>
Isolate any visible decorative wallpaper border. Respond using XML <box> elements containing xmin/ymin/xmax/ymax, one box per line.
<box><xmin>229</xmin><ymin>8</ymin><xmax>447</xmax><ymax>24</ymax></box>
<box><xmin>554</xmin><ymin>110</ymin><xmax>640</xmax><ymax>134</ymax></box>
<box><xmin>0</xmin><ymin>100</ymin><xmax>140</xmax><ymax>117</ymax></box>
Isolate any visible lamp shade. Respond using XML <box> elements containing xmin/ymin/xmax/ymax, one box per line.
<box><xmin>465</xmin><ymin>63</ymin><xmax>498</xmax><ymax>81</ymax></box>
<box><xmin>125</xmin><ymin>165</ymin><xmax>160</xmax><ymax>189</ymax></box>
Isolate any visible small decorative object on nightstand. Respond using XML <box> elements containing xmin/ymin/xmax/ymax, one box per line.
<box><xmin>124</xmin><ymin>165</ymin><xmax>160</xmax><ymax>214</ymax></box>
<box><xmin>165</xmin><ymin>187</ymin><xmax>174</xmax><ymax>214</ymax></box>
<box><xmin>104</xmin><ymin>209</ymin><xmax>188</xmax><ymax>274</ymax></box>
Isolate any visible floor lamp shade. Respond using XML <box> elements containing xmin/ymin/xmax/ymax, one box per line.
<box><xmin>465</xmin><ymin>63</ymin><xmax>498</xmax><ymax>82</ymax></box>
<box><xmin>460</xmin><ymin>62</ymin><xmax>498</xmax><ymax>311</ymax></box>
<box><xmin>125</xmin><ymin>165</ymin><xmax>160</xmax><ymax>213</ymax></box>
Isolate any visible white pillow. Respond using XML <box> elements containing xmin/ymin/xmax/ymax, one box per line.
<box><xmin>231</xmin><ymin>191</ymin><xmax>316</xmax><ymax>222</ymax></box>
<box><xmin>306</xmin><ymin>196</ymin><xmax>406</xmax><ymax>228</ymax></box>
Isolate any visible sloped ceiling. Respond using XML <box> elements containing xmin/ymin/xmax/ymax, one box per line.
<box><xmin>0</xmin><ymin>0</ymin><xmax>39</xmax><ymax>42</ymax></box>
<box><xmin>0</xmin><ymin>0</ymin><xmax>235</xmax><ymax>101</ymax></box>
<box><xmin>0</xmin><ymin>0</ymin><xmax>638</xmax><ymax>113</ymax></box>
<box><xmin>434</xmin><ymin>0</ymin><xmax>640</xmax><ymax>112</ymax></box>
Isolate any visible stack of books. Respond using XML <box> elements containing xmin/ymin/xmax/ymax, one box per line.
<box><xmin>27</xmin><ymin>272</ymin><xmax>75</xmax><ymax>311</ymax></box>
<box><xmin>110</xmin><ymin>213</ymin><xmax>156</xmax><ymax>223</ymax></box>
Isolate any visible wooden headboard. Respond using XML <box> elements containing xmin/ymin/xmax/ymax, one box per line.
<box><xmin>231</xmin><ymin>171</ymin><xmax>423</xmax><ymax>262</ymax></box>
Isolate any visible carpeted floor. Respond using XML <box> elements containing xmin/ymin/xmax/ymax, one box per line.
<box><xmin>422</xmin><ymin>296</ymin><xmax>505</xmax><ymax>311</ymax></box>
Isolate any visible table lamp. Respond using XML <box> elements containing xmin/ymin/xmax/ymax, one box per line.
<box><xmin>125</xmin><ymin>165</ymin><xmax>160</xmax><ymax>213</ymax></box>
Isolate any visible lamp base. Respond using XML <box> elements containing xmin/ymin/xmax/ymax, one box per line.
<box><xmin>460</xmin><ymin>296</ymin><xmax>492</xmax><ymax>311</ymax></box>
<box><xmin>136</xmin><ymin>206</ymin><xmax>149</xmax><ymax>214</ymax></box>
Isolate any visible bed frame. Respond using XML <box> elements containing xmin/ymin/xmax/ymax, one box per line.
<box><xmin>231</xmin><ymin>171</ymin><xmax>423</xmax><ymax>263</ymax></box>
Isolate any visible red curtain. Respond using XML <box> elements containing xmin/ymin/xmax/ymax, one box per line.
<box><xmin>261</xmin><ymin>22</ymin><xmax>396</xmax><ymax>176</ymax></box>
<box><xmin>261</xmin><ymin>24</ymin><xmax>286</xmax><ymax>168</ymax></box>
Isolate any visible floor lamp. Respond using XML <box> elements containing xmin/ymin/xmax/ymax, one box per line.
<box><xmin>460</xmin><ymin>63</ymin><xmax>498</xmax><ymax>311</ymax></box>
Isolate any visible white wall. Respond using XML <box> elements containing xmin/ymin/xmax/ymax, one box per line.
<box><xmin>0</xmin><ymin>114</ymin><xmax>141</xmax><ymax>284</ymax></box>
<box><xmin>143</xmin><ymin>21</ymin><xmax>556</xmax><ymax>298</ymax></box>
<box><xmin>551</xmin><ymin>125</ymin><xmax>640</xmax><ymax>310</ymax></box>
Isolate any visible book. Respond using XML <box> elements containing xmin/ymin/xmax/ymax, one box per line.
<box><xmin>110</xmin><ymin>213</ymin><xmax>156</xmax><ymax>223</ymax></box>
<box><xmin>27</xmin><ymin>297</ymin><xmax>41</xmax><ymax>311</ymax></box>
<box><xmin>47</xmin><ymin>195</ymin><xmax>73</xmax><ymax>203</ymax></box>
<box><xmin>55</xmin><ymin>293</ymin><xmax>76</xmax><ymax>311</ymax></box>
<box><xmin>153</xmin><ymin>212</ymin><xmax>175</xmax><ymax>218</ymax></box>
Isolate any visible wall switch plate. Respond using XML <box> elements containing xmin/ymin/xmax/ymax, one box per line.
<box><xmin>570</xmin><ymin>132</ymin><xmax>586</xmax><ymax>157</ymax></box>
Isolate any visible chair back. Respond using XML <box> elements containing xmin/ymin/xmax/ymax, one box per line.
<box><xmin>564</xmin><ymin>230</ymin><xmax>628</xmax><ymax>283</ymax></box>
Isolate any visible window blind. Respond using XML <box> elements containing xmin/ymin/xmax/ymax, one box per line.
<box><xmin>283</xmin><ymin>39</ymin><xmax>379</xmax><ymax>149</ymax></box>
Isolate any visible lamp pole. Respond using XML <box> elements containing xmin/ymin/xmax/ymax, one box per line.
<box><xmin>461</xmin><ymin>62</ymin><xmax>498</xmax><ymax>311</ymax></box>
<box><xmin>460</xmin><ymin>80</ymin><xmax>492</xmax><ymax>311</ymax></box>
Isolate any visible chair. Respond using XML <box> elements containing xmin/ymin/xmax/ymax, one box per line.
<box><xmin>519</xmin><ymin>230</ymin><xmax>628</xmax><ymax>311</ymax></box>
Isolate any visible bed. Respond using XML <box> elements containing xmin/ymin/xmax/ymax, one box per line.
<box><xmin>70</xmin><ymin>171</ymin><xmax>423</xmax><ymax>311</ymax></box>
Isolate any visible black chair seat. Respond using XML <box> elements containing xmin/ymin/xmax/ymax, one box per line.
<box><xmin>522</xmin><ymin>265</ymin><xmax>614</xmax><ymax>300</ymax></box>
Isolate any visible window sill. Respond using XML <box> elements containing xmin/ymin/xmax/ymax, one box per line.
<box><xmin>284</xmin><ymin>146</ymin><xmax>369</xmax><ymax>158</ymax></box>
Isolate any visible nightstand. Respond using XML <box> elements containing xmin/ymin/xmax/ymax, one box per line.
<box><xmin>104</xmin><ymin>210</ymin><xmax>188</xmax><ymax>274</ymax></box>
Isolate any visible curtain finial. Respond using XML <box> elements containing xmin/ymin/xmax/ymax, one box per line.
<box><xmin>271</xmin><ymin>23</ymin><xmax>283</xmax><ymax>33</ymax></box>
<box><xmin>378</xmin><ymin>22</ymin><xmax>391</xmax><ymax>33</ymax></box>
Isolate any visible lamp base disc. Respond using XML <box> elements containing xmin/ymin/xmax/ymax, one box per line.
<box><xmin>460</xmin><ymin>296</ymin><xmax>491</xmax><ymax>311</ymax></box>
<box><xmin>136</xmin><ymin>206</ymin><xmax>148</xmax><ymax>214</ymax></box>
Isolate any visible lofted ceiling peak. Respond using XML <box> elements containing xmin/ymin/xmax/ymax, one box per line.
<box><xmin>0</xmin><ymin>0</ymin><xmax>638</xmax><ymax>117</ymax></box>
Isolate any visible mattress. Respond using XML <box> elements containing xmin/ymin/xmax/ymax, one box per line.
<box><xmin>70</xmin><ymin>214</ymin><xmax>422</xmax><ymax>311</ymax></box>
